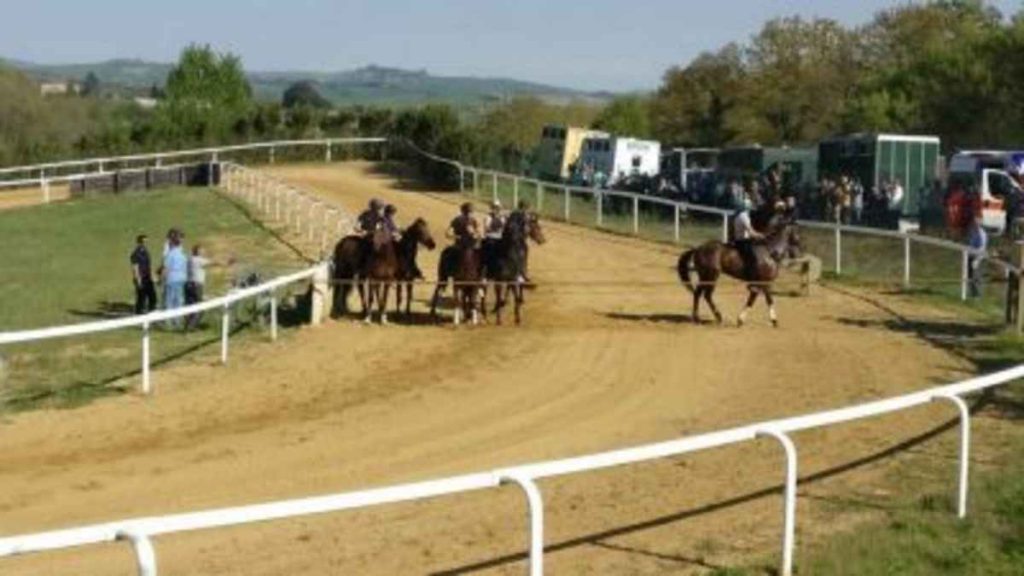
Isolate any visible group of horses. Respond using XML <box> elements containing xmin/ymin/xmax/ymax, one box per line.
<box><xmin>331</xmin><ymin>210</ymin><xmax>546</xmax><ymax>326</ymax></box>
<box><xmin>330</xmin><ymin>201</ymin><xmax>803</xmax><ymax>328</ymax></box>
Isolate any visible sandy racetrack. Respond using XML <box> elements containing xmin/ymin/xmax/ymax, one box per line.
<box><xmin>0</xmin><ymin>163</ymin><xmax>981</xmax><ymax>574</ymax></box>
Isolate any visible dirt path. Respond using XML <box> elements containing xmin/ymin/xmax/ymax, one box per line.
<box><xmin>0</xmin><ymin>186</ymin><xmax>69</xmax><ymax>211</ymax></box>
<box><xmin>0</xmin><ymin>163</ymin><xmax>982</xmax><ymax>575</ymax></box>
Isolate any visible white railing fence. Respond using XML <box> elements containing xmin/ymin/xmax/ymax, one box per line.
<box><xmin>1</xmin><ymin>363</ymin><xmax>1020</xmax><ymax>576</ymax></box>
<box><xmin>0</xmin><ymin>139</ymin><xmax>1020</xmax><ymax>576</ymax></box>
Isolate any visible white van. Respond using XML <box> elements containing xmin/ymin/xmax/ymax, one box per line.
<box><xmin>948</xmin><ymin>151</ymin><xmax>1024</xmax><ymax>232</ymax></box>
<box><xmin>577</xmin><ymin>136</ymin><xmax>661</xmax><ymax>187</ymax></box>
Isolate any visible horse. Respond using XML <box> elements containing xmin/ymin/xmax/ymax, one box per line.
<box><xmin>676</xmin><ymin>221</ymin><xmax>802</xmax><ymax>327</ymax></box>
<box><xmin>430</xmin><ymin>241</ymin><xmax>483</xmax><ymax>326</ymax></box>
<box><xmin>484</xmin><ymin>211</ymin><xmax>546</xmax><ymax>325</ymax></box>
<box><xmin>394</xmin><ymin>218</ymin><xmax>437</xmax><ymax>315</ymax></box>
<box><xmin>360</xmin><ymin>228</ymin><xmax>399</xmax><ymax>324</ymax></box>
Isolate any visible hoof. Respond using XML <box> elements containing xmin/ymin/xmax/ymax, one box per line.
<box><xmin>381</xmin><ymin>315</ymin><xmax>389</xmax><ymax>326</ymax></box>
<box><xmin>772</xmin><ymin>319</ymin><xmax>779</xmax><ymax>328</ymax></box>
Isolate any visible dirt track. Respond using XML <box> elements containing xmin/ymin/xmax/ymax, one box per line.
<box><xmin>0</xmin><ymin>163</ymin><xmax>982</xmax><ymax>574</ymax></box>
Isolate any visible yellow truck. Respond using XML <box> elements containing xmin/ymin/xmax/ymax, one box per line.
<box><xmin>534</xmin><ymin>125</ymin><xmax>608</xmax><ymax>181</ymax></box>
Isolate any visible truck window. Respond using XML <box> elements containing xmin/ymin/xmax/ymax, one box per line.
<box><xmin>988</xmin><ymin>172</ymin><xmax>1014</xmax><ymax>198</ymax></box>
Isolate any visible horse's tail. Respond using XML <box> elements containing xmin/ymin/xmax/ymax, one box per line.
<box><xmin>677</xmin><ymin>250</ymin><xmax>696</xmax><ymax>294</ymax></box>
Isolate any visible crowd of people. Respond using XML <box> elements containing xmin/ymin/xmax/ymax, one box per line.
<box><xmin>130</xmin><ymin>228</ymin><xmax>220</xmax><ymax>329</ymax></box>
<box><xmin>815</xmin><ymin>175</ymin><xmax>905</xmax><ymax>226</ymax></box>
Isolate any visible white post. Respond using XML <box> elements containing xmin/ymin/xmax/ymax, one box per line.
<box><xmin>563</xmin><ymin>187</ymin><xmax>570</xmax><ymax>221</ymax></box>
<box><xmin>472</xmin><ymin>170</ymin><xmax>478</xmax><ymax>196</ymax></box>
<box><xmin>513</xmin><ymin>177</ymin><xmax>519</xmax><ymax>209</ymax></box>
<box><xmin>220</xmin><ymin>304</ymin><xmax>230</xmax><ymax>365</ymax></box>
<box><xmin>500</xmin><ymin>474</ymin><xmax>544</xmax><ymax>576</ymax></box>
<box><xmin>492</xmin><ymin>172</ymin><xmax>499</xmax><ymax>202</ymax></box>
<box><xmin>325</xmin><ymin>142</ymin><xmax>332</xmax><ymax>163</ymax></box>
<box><xmin>904</xmin><ymin>236</ymin><xmax>911</xmax><ymax>288</ymax></box>
<box><xmin>597</xmin><ymin>193</ymin><xmax>603</xmax><ymax>227</ymax></box>
<box><xmin>758</xmin><ymin>430</ymin><xmax>798</xmax><ymax>576</ymax></box>
<box><xmin>674</xmin><ymin>205</ymin><xmax>681</xmax><ymax>243</ymax></box>
<box><xmin>116</xmin><ymin>530</ymin><xmax>158</xmax><ymax>576</ymax></box>
<box><xmin>269</xmin><ymin>146</ymin><xmax>276</xmax><ymax>164</ymax></box>
<box><xmin>270</xmin><ymin>289</ymin><xmax>279</xmax><ymax>342</ymax></box>
<box><xmin>208</xmin><ymin>153</ymin><xmax>218</xmax><ymax>187</ymax></box>
<box><xmin>459</xmin><ymin>167</ymin><xmax>465</xmax><ymax>193</ymax></box>
<box><xmin>632</xmin><ymin>196</ymin><xmax>640</xmax><ymax>235</ymax></box>
<box><xmin>141</xmin><ymin>321</ymin><xmax>151</xmax><ymax>395</ymax></box>
<box><xmin>42</xmin><ymin>177</ymin><xmax>51</xmax><ymax>204</ymax></box>
<box><xmin>721</xmin><ymin>213</ymin><xmax>729</xmax><ymax>243</ymax></box>
<box><xmin>536</xmin><ymin>181</ymin><xmax>544</xmax><ymax>213</ymax></box>
<box><xmin>933</xmin><ymin>394</ymin><xmax>971</xmax><ymax>519</ymax></box>
<box><xmin>835</xmin><ymin>227</ymin><xmax>843</xmax><ymax>276</ymax></box>
<box><xmin>961</xmin><ymin>249</ymin><xmax>969</xmax><ymax>301</ymax></box>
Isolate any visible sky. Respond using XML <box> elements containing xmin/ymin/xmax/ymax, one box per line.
<box><xmin>1</xmin><ymin>0</ymin><xmax>1020</xmax><ymax>92</ymax></box>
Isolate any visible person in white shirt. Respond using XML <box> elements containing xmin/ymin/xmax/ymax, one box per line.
<box><xmin>733</xmin><ymin>194</ymin><xmax>765</xmax><ymax>280</ymax></box>
<box><xmin>890</xmin><ymin>179</ymin><xmax>905</xmax><ymax>211</ymax></box>
<box><xmin>185</xmin><ymin>244</ymin><xmax>212</xmax><ymax>330</ymax></box>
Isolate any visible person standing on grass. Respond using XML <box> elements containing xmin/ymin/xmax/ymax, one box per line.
<box><xmin>130</xmin><ymin>234</ymin><xmax>157</xmax><ymax>315</ymax></box>
<box><xmin>162</xmin><ymin>232</ymin><xmax>188</xmax><ymax>328</ymax></box>
<box><xmin>967</xmin><ymin>215</ymin><xmax>988</xmax><ymax>299</ymax></box>
<box><xmin>185</xmin><ymin>244</ymin><xmax>212</xmax><ymax>330</ymax></box>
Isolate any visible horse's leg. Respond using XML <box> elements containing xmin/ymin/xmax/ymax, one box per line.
<box><xmin>704</xmin><ymin>285</ymin><xmax>723</xmax><ymax>325</ymax></box>
<box><xmin>363</xmin><ymin>281</ymin><xmax>374</xmax><ymax>324</ymax></box>
<box><xmin>453</xmin><ymin>287</ymin><xmax>462</xmax><ymax>326</ymax></box>
<box><xmin>380</xmin><ymin>283</ymin><xmax>390</xmax><ymax>325</ymax></box>
<box><xmin>738</xmin><ymin>287</ymin><xmax>759</xmax><ymax>327</ymax></box>
<box><xmin>764</xmin><ymin>287</ymin><xmax>778</xmax><ymax>328</ymax></box>
<box><xmin>514</xmin><ymin>282</ymin><xmax>523</xmax><ymax>325</ymax></box>
<box><xmin>692</xmin><ymin>286</ymin><xmax>703</xmax><ymax>324</ymax></box>
<box><xmin>430</xmin><ymin>281</ymin><xmax>443</xmax><ymax>319</ymax></box>
<box><xmin>405</xmin><ymin>282</ymin><xmax>413</xmax><ymax>316</ymax></box>
<box><xmin>395</xmin><ymin>281</ymin><xmax>403</xmax><ymax>316</ymax></box>
<box><xmin>494</xmin><ymin>283</ymin><xmax>505</xmax><ymax>326</ymax></box>
<box><xmin>470</xmin><ymin>284</ymin><xmax>481</xmax><ymax>326</ymax></box>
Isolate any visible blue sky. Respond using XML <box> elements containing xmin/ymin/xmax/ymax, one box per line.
<box><xmin>2</xmin><ymin>0</ymin><xmax>1019</xmax><ymax>91</ymax></box>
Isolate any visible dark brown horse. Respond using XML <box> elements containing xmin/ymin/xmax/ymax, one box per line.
<box><xmin>430</xmin><ymin>242</ymin><xmax>483</xmax><ymax>325</ymax></box>
<box><xmin>677</xmin><ymin>222</ymin><xmax>801</xmax><ymax>327</ymax></box>
<box><xmin>394</xmin><ymin>218</ymin><xmax>437</xmax><ymax>315</ymax></box>
<box><xmin>484</xmin><ymin>211</ymin><xmax>546</xmax><ymax>325</ymax></box>
<box><xmin>361</xmin><ymin>229</ymin><xmax>399</xmax><ymax>324</ymax></box>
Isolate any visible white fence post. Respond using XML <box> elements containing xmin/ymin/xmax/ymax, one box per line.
<box><xmin>208</xmin><ymin>153</ymin><xmax>218</xmax><ymax>187</ymax></box>
<box><xmin>115</xmin><ymin>529</ymin><xmax>157</xmax><ymax>576</ymax></box>
<box><xmin>270</xmin><ymin>289</ymin><xmax>279</xmax><ymax>342</ymax></box>
<box><xmin>932</xmin><ymin>394</ymin><xmax>971</xmax><ymax>519</ymax></box>
<box><xmin>674</xmin><ymin>205</ymin><xmax>681</xmax><ymax>243</ymax></box>
<box><xmin>597</xmin><ymin>192</ymin><xmax>603</xmax><ymax>227</ymax></box>
<box><xmin>42</xmin><ymin>176</ymin><xmax>50</xmax><ymax>204</ymax></box>
<box><xmin>513</xmin><ymin>177</ymin><xmax>519</xmax><ymax>209</ymax></box>
<box><xmin>220</xmin><ymin>304</ymin><xmax>230</xmax><ymax>365</ymax></box>
<box><xmin>459</xmin><ymin>166</ymin><xmax>465</xmax><ymax>193</ymax></box>
<box><xmin>632</xmin><ymin>196</ymin><xmax>640</xmax><ymax>235</ymax></box>
<box><xmin>563</xmin><ymin>187</ymin><xmax>570</xmax><ymax>221</ymax></box>
<box><xmin>536</xmin><ymin>181</ymin><xmax>543</xmax><ymax>213</ymax></box>
<box><xmin>835</xmin><ymin>227</ymin><xmax>843</xmax><ymax>276</ymax></box>
<box><xmin>904</xmin><ymin>236</ymin><xmax>911</xmax><ymax>288</ymax></box>
<box><xmin>961</xmin><ymin>249</ymin><xmax>969</xmax><ymax>301</ymax></box>
<box><xmin>269</xmin><ymin>146</ymin><xmax>276</xmax><ymax>165</ymax></box>
<box><xmin>325</xmin><ymin>142</ymin><xmax>332</xmax><ymax>163</ymax></box>
<box><xmin>500</xmin><ymin>474</ymin><xmax>544</xmax><ymax>576</ymax></box>
<box><xmin>721</xmin><ymin>213</ymin><xmax>729</xmax><ymax>243</ymax></box>
<box><xmin>758</xmin><ymin>430</ymin><xmax>798</xmax><ymax>576</ymax></box>
<box><xmin>492</xmin><ymin>173</ymin><xmax>499</xmax><ymax>203</ymax></box>
<box><xmin>141</xmin><ymin>321</ymin><xmax>151</xmax><ymax>395</ymax></box>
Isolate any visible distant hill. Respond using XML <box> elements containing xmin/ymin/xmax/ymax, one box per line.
<box><xmin>5</xmin><ymin>59</ymin><xmax>609</xmax><ymax>107</ymax></box>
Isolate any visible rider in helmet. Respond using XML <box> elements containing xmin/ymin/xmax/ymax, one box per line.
<box><xmin>481</xmin><ymin>201</ymin><xmax>506</xmax><ymax>276</ymax></box>
<box><xmin>733</xmin><ymin>192</ymin><xmax>765</xmax><ymax>281</ymax></box>
<box><xmin>513</xmin><ymin>201</ymin><xmax>534</xmax><ymax>284</ymax></box>
<box><xmin>447</xmin><ymin>202</ymin><xmax>481</xmax><ymax>249</ymax></box>
<box><xmin>382</xmin><ymin>204</ymin><xmax>402</xmax><ymax>240</ymax></box>
<box><xmin>355</xmin><ymin>198</ymin><xmax>385</xmax><ymax>235</ymax></box>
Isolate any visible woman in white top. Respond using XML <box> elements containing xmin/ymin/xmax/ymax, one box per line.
<box><xmin>185</xmin><ymin>244</ymin><xmax>212</xmax><ymax>330</ymax></box>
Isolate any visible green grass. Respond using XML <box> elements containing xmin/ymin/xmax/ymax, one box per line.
<box><xmin>0</xmin><ymin>187</ymin><xmax>306</xmax><ymax>412</ymax></box>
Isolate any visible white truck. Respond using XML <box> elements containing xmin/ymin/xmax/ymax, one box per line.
<box><xmin>947</xmin><ymin>151</ymin><xmax>1024</xmax><ymax>233</ymax></box>
<box><xmin>577</xmin><ymin>136</ymin><xmax>661</xmax><ymax>188</ymax></box>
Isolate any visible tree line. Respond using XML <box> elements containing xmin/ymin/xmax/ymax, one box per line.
<box><xmin>1</xmin><ymin>1</ymin><xmax>1021</xmax><ymax>173</ymax></box>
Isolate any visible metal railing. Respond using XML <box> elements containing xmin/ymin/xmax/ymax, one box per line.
<box><xmin>1</xmin><ymin>363</ymin><xmax>1020</xmax><ymax>576</ymax></box>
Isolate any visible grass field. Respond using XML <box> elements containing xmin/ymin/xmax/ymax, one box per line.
<box><xmin>0</xmin><ymin>187</ymin><xmax>306</xmax><ymax>412</ymax></box>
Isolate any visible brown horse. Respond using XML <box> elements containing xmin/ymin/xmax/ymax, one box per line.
<box><xmin>484</xmin><ymin>211</ymin><xmax>546</xmax><ymax>325</ymax></box>
<box><xmin>394</xmin><ymin>218</ymin><xmax>437</xmax><ymax>316</ymax></box>
<box><xmin>677</xmin><ymin>222</ymin><xmax>801</xmax><ymax>327</ymax></box>
<box><xmin>331</xmin><ymin>235</ymin><xmax>364</xmax><ymax>318</ymax></box>
<box><xmin>430</xmin><ymin>242</ymin><xmax>483</xmax><ymax>325</ymax></box>
<box><xmin>361</xmin><ymin>229</ymin><xmax>399</xmax><ymax>324</ymax></box>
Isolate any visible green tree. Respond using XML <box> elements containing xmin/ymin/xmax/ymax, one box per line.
<box><xmin>81</xmin><ymin>72</ymin><xmax>101</xmax><ymax>97</ymax></box>
<box><xmin>282</xmin><ymin>81</ymin><xmax>331</xmax><ymax>109</ymax></box>
<box><xmin>592</xmin><ymin>96</ymin><xmax>653</xmax><ymax>139</ymax></box>
<box><xmin>156</xmin><ymin>44</ymin><xmax>253</xmax><ymax>145</ymax></box>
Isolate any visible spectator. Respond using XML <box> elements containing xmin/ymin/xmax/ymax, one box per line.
<box><xmin>185</xmin><ymin>244</ymin><xmax>212</xmax><ymax>330</ymax></box>
<box><xmin>852</xmin><ymin>178</ymin><xmax>865</xmax><ymax>224</ymax></box>
<box><xmin>162</xmin><ymin>233</ymin><xmax>189</xmax><ymax>328</ymax></box>
<box><xmin>890</xmin><ymin>179</ymin><xmax>905</xmax><ymax>212</ymax></box>
<box><xmin>130</xmin><ymin>234</ymin><xmax>157</xmax><ymax>315</ymax></box>
<box><xmin>967</xmin><ymin>216</ymin><xmax>988</xmax><ymax>298</ymax></box>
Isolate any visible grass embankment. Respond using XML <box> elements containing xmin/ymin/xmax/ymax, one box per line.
<box><xmin>0</xmin><ymin>187</ymin><xmax>306</xmax><ymax>412</ymax></box>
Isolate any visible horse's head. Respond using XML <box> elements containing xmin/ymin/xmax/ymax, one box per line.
<box><xmin>409</xmin><ymin>218</ymin><xmax>436</xmax><ymax>250</ymax></box>
<box><xmin>769</xmin><ymin>223</ymin><xmax>802</xmax><ymax>261</ymax></box>
<box><xmin>526</xmin><ymin>212</ymin><xmax>546</xmax><ymax>245</ymax></box>
<box><xmin>371</xmin><ymin>228</ymin><xmax>392</xmax><ymax>253</ymax></box>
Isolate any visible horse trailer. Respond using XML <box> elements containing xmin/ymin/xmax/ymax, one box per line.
<box><xmin>534</xmin><ymin>125</ymin><xmax>608</xmax><ymax>181</ymax></box>
<box><xmin>577</xmin><ymin>136</ymin><xmax>661</xmax><ymax>188</ymax></box>
<box><xmin>818</xmin><ymin>134</ymin><xmax>941</xmax><ymax>218</ymax></box>
<box><xmin>716</xmin><ymin>145</ymin><xmax>818</xmax><ymax>194</ymax></box>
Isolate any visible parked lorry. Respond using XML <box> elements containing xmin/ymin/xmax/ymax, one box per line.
<box><xmin>818</xmin><ymin>134</ymin><xmax>941</xmax><ymax>219</ymax></box>
<box><xmin>576</xmin><ymin>135</ymin><xmax>661</xmax><ymax>188</ymax></box>
<box><xmin>659</xmin><ymin>148</ymin><xmax>719</xmax><ymax>200</ymax></box>
<box><xmin>534</xmin><ymin>125</ymin><xmax>608</xmax><ymax>181</ymax></box>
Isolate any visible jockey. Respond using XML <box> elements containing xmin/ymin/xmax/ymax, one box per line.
<box><xmin>355</xmin><ymin>198</ymin><xmax>385</xmax><ymax>235</ymax></box>
<box><xmin>383</xmin><ymin>204</ymin><xmax>402</xmax><ymax>241</ymax></box>
<box><xmin>447</xmin><ymin>202</ymin><xmax>481</xmax><ymax>249</ymax></box>
<box><xmin>733</xmin><ymin>193</ymin><xmax>765</xmax><ymax>281</ymax></box>
<box><xmin>481</xmin><ymin>201</ymin><xmax>506</xmax><ymax>276</ymax></box>
<box><xmin>513</xmin><ymin>200</ymin><xmax>533</xmax><ymax>284</ymax></box>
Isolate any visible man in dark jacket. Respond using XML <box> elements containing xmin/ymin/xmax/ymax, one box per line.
<box><xmin>130</xmin><ymin>234</ymin><xmax>157</xmax><ymax>314</ymax></box>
